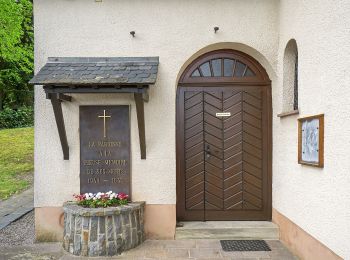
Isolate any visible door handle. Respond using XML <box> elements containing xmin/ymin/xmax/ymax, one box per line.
<box><xmin>205</xmin><ymin>144</ymin><xmax>211</xmax><ymax>158</ymax></box>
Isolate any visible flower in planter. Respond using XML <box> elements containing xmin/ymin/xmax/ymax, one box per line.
<box><xmin>117</xmin><ymin>192</ymin><xmax>129</xmax><ymax>201</ymax></box>
<box><xmin>73</xmin><ymin>191</ymin><xmax>129</xmax><ymax>208</ymax></box>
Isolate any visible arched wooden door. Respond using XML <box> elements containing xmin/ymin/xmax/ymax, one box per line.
<box><xmin>176</xmin><ymin>49</ymin><xmax>272</xmax><ymax>221</ymax></box>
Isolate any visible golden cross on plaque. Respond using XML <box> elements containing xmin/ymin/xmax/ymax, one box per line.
<box><xmin>98</xmin><ymin>109</ymin><xmax>111</xmax><ymax>138</ymax></box>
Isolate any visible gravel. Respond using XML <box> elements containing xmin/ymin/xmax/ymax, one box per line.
<box><xmin>0</xmin><ymin>210</ymin><xmax>35</xmax><ymax>246</ymax></box>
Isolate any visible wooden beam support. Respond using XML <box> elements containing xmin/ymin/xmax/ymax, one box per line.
<box><xmin>142</xmin><ymin>91</ymin><xmax>149</xmax><ymax>103</ymax></box>
<box><xmin>50</xmin><ymin>93</ymin><xmax>69</xmax><ymax>160</ymax></box>
<box><xmin>43</xmin><ymin>85</ymin><xmax>148</xmax><ymax>94</ymax></box>
<box><xmin>58</xmin><ymin>93</ymin><xmax>72</xmax><ymax>102</ymax></box>
<box><xmin>134</xmin><ymin>93</ymin><xmax>146</xmax><ymax>159</ymax></box>
<box><xmin>46</xmin><ymin>92</ymin><xmax>72</xmax><ymax>102</ymax></box>
<box><xmin>43</xmin><ymin>84</ymin><xmax>151</xmax><ymax>160</ymax></box>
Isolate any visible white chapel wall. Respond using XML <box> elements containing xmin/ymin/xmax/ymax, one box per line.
<box><xmin>33</xmin><ymin>0</ymin><xmax>350</xmax><ymax>257</ymax></box>
<box><xmin>275</xmin><ymin>0</ymin><xmax>350</xmax><ymax>258</ymax></box>
<box><xmin>33</xmin><ymin>0</ymin><xmax>279</xmax><ymax>206</ymax></box>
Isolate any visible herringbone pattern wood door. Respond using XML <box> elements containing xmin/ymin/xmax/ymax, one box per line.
<box><xmin>181</xmin><ymin>87</ymin><xmax>269</xmax><ymax>220</ymax></box>
<box><xmin>184</xmin><ymin>91</ymin><xmax>205</xmax><ymax>210</ymax></box>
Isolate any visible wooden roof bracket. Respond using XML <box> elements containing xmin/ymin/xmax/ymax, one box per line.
<box><xmin>46</xmin><ymin>92</ymin><xmax>72</xmax><ymax>160</ymax></box>
<box><xmin>44</xmin><ymin>85</ymin><xmax>149</xmax><ymax>160</ymax></box>
<box><xmin>134</xmin><ymin>92</ymin><xmax>146</xmax><ymax>159</ymax></box>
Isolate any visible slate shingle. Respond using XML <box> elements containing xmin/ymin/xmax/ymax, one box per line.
<box><xmin>29</xmin><ymin>57</ymin><xmax>159</xmax><ymax>85</ymax></box>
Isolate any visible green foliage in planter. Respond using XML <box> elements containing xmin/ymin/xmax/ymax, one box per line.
<box><xmin>0</xmin><ymin>106</ymin><xmax>33</xmax><ymax>129</ymax></box>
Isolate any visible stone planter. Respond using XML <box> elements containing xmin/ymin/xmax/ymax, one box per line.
<box><xmin>63</xmin><ymin>201</ymin><xmax>145</xmax><ymax>256</ymax></box>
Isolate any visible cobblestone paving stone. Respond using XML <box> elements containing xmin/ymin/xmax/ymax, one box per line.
<box><xmin>0</xmin><ymin>239</ymin><xmax>299</xmax><ymax>259</ymax></box>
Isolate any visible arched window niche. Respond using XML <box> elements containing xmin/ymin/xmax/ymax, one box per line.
<box><xmin>278</xmin><ymin>39</ymin><xmax>299</xmax><ymax>117</ymax></box>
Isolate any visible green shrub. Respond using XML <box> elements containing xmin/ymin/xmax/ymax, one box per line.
<box><xmin>0</xmin><ymin>106</ymin><xmax>34</xmax><ymax>129</ymax></box>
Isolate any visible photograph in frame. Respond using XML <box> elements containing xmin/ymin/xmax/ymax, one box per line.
<box><xmin>298</xmin><ymin>114</ymin><xmax>324</xmax><ymax>167</ymax></box>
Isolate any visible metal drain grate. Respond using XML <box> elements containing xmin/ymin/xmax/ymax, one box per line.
<box><xmin>220</xmin><ymin>240</ymin><xmax>271</xmax><ymax>252</ymax></box>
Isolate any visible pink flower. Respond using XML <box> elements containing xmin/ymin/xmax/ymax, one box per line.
<box><xmin>117</xmin><ymin>193</ymin><xmax>129</xmax><ymax>200</ymax></box>
<box><xmin>73</xmin><ymin>194</ymin><xmax>85</xmax><ymax>201</ymax></box>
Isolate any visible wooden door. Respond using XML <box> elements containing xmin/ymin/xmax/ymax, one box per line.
<box><xmin>177</xmin><ymin>86</ymin><xmax>270</xmax><ymax>220</ymax></box>
<box><xmin>176</xmin><ymin>49</ymin><xmax>272</xmax><ymax>221</ymax></box>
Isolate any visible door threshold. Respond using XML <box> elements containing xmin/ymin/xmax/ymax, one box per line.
<box><xmin>175</xmin><ymin>221</ymin><xmax>279</xmax><ymax>240</ymax></box>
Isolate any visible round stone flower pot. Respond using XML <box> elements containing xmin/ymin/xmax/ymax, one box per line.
<box><xmin>63</xmin><ymin>201</ymin><xmax>145</xmax><ymax>256</ymax></box>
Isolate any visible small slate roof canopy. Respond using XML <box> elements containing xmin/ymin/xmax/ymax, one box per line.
<box><xmin>29</xmin><ymin>57</ymin><xmax>159</xmax><ymax>86</ymax></box>
<box><xmin>29</xmin><ymin>57</ymin><xmax>158</xmax><ymax>161</ymax></box>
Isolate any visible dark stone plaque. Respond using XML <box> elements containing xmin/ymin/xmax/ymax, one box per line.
<box><xmin>80</xmin><ymin>106</ymin><xmax>130</xmax><ymax>196</ymax></box>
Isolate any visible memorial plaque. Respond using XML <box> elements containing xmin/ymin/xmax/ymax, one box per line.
<box><xmin>80</xmin><ymin>106</ymin><xmax>130</xmax><ymax>196</ymax></box>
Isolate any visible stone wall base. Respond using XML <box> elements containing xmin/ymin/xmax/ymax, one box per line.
<box><xmin>272</xmin><ymin>208</ymin><xmax>342</xmax><ymax>260</ymax></box>
<box><xmin>144</xmin><ymin>204</ymin><xmax>176</xmax><ymax>239</ymax></box>
<box><xmin>35</xmin><ymin>204</ymin><xmax>176</xmax><ymax>242</ymax></box>
<box><xmin>35</xmin><ymin>207</ymin><xmax>64</xmax><ymax>242</ymax></box>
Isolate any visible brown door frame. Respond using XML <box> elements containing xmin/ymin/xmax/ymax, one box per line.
<box><xmin>176</xmin><ymin>49</ymin><xmax>272</xmax><ymax>221</ymax></box>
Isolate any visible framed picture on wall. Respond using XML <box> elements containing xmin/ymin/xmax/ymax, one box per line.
<box><xmin>298</xmin><ymin>114</ymin><xmax>324</xmax><ymax>167</ymax></box>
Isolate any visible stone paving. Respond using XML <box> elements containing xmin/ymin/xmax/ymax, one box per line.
<box><xmin>0</xmin><ymin>189</ymin><xmax>298</xmax><ymax>259</ymax></box>
<box><xmin>0</xmin><ymin>188</ymin><xmax>34</xmax><ymax>230</ymax></box>
<box><xmin>0</xmin><ymin>239</ymin><xmax>299</xmax><ymax>259</ymax></box>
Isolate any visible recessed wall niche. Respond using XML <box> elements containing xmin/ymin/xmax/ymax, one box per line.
<box><xmin>282</xmin><ymin>39</ymin><xmax>298</xmax><ymax>113</ymax></box>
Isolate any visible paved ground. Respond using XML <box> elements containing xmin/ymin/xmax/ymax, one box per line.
<box><xmin>0</xmin><ymin>188</ymin><xmax>298</xmax><ymax>259</ymax></box>
<box><xmin>0</xmin><ymin>187</ymin><xmax>34</xmax><ymax>230</ymax></box>
<box><xmin>0</xmin><ymin>239</ymin><xmax>298</xmax><ymax>259</ymax></box>
<box><xmin>0</xmin><ymin>211</ymin><xmax>34</xmax><ymax>247</ymax></box>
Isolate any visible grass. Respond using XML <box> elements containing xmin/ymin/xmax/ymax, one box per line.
<box><xmin>0</xmin><ymin>127</ymin><xmax>34</xmax><ymax>200</ymax></box>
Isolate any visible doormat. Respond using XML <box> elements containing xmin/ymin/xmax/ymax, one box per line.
<box><xmin>220</xmin><ymin>240</ymin><xmax>271</xmax><ymax>251</ymax></box>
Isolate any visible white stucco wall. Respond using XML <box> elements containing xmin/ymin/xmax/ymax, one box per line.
<box><xmin>33</xmin><ymin>0</ymin><xmax>350</xmax><ymax>258</ymax></box>
<box><xmin>274</xmin><ymin>1</ymin><xmax>350</xmax><ymax>259</ymax></box>
<box><xmin>33</xmin><ymin>0</ymin><xmax>279</xmax><ymax>207</ymax></box>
